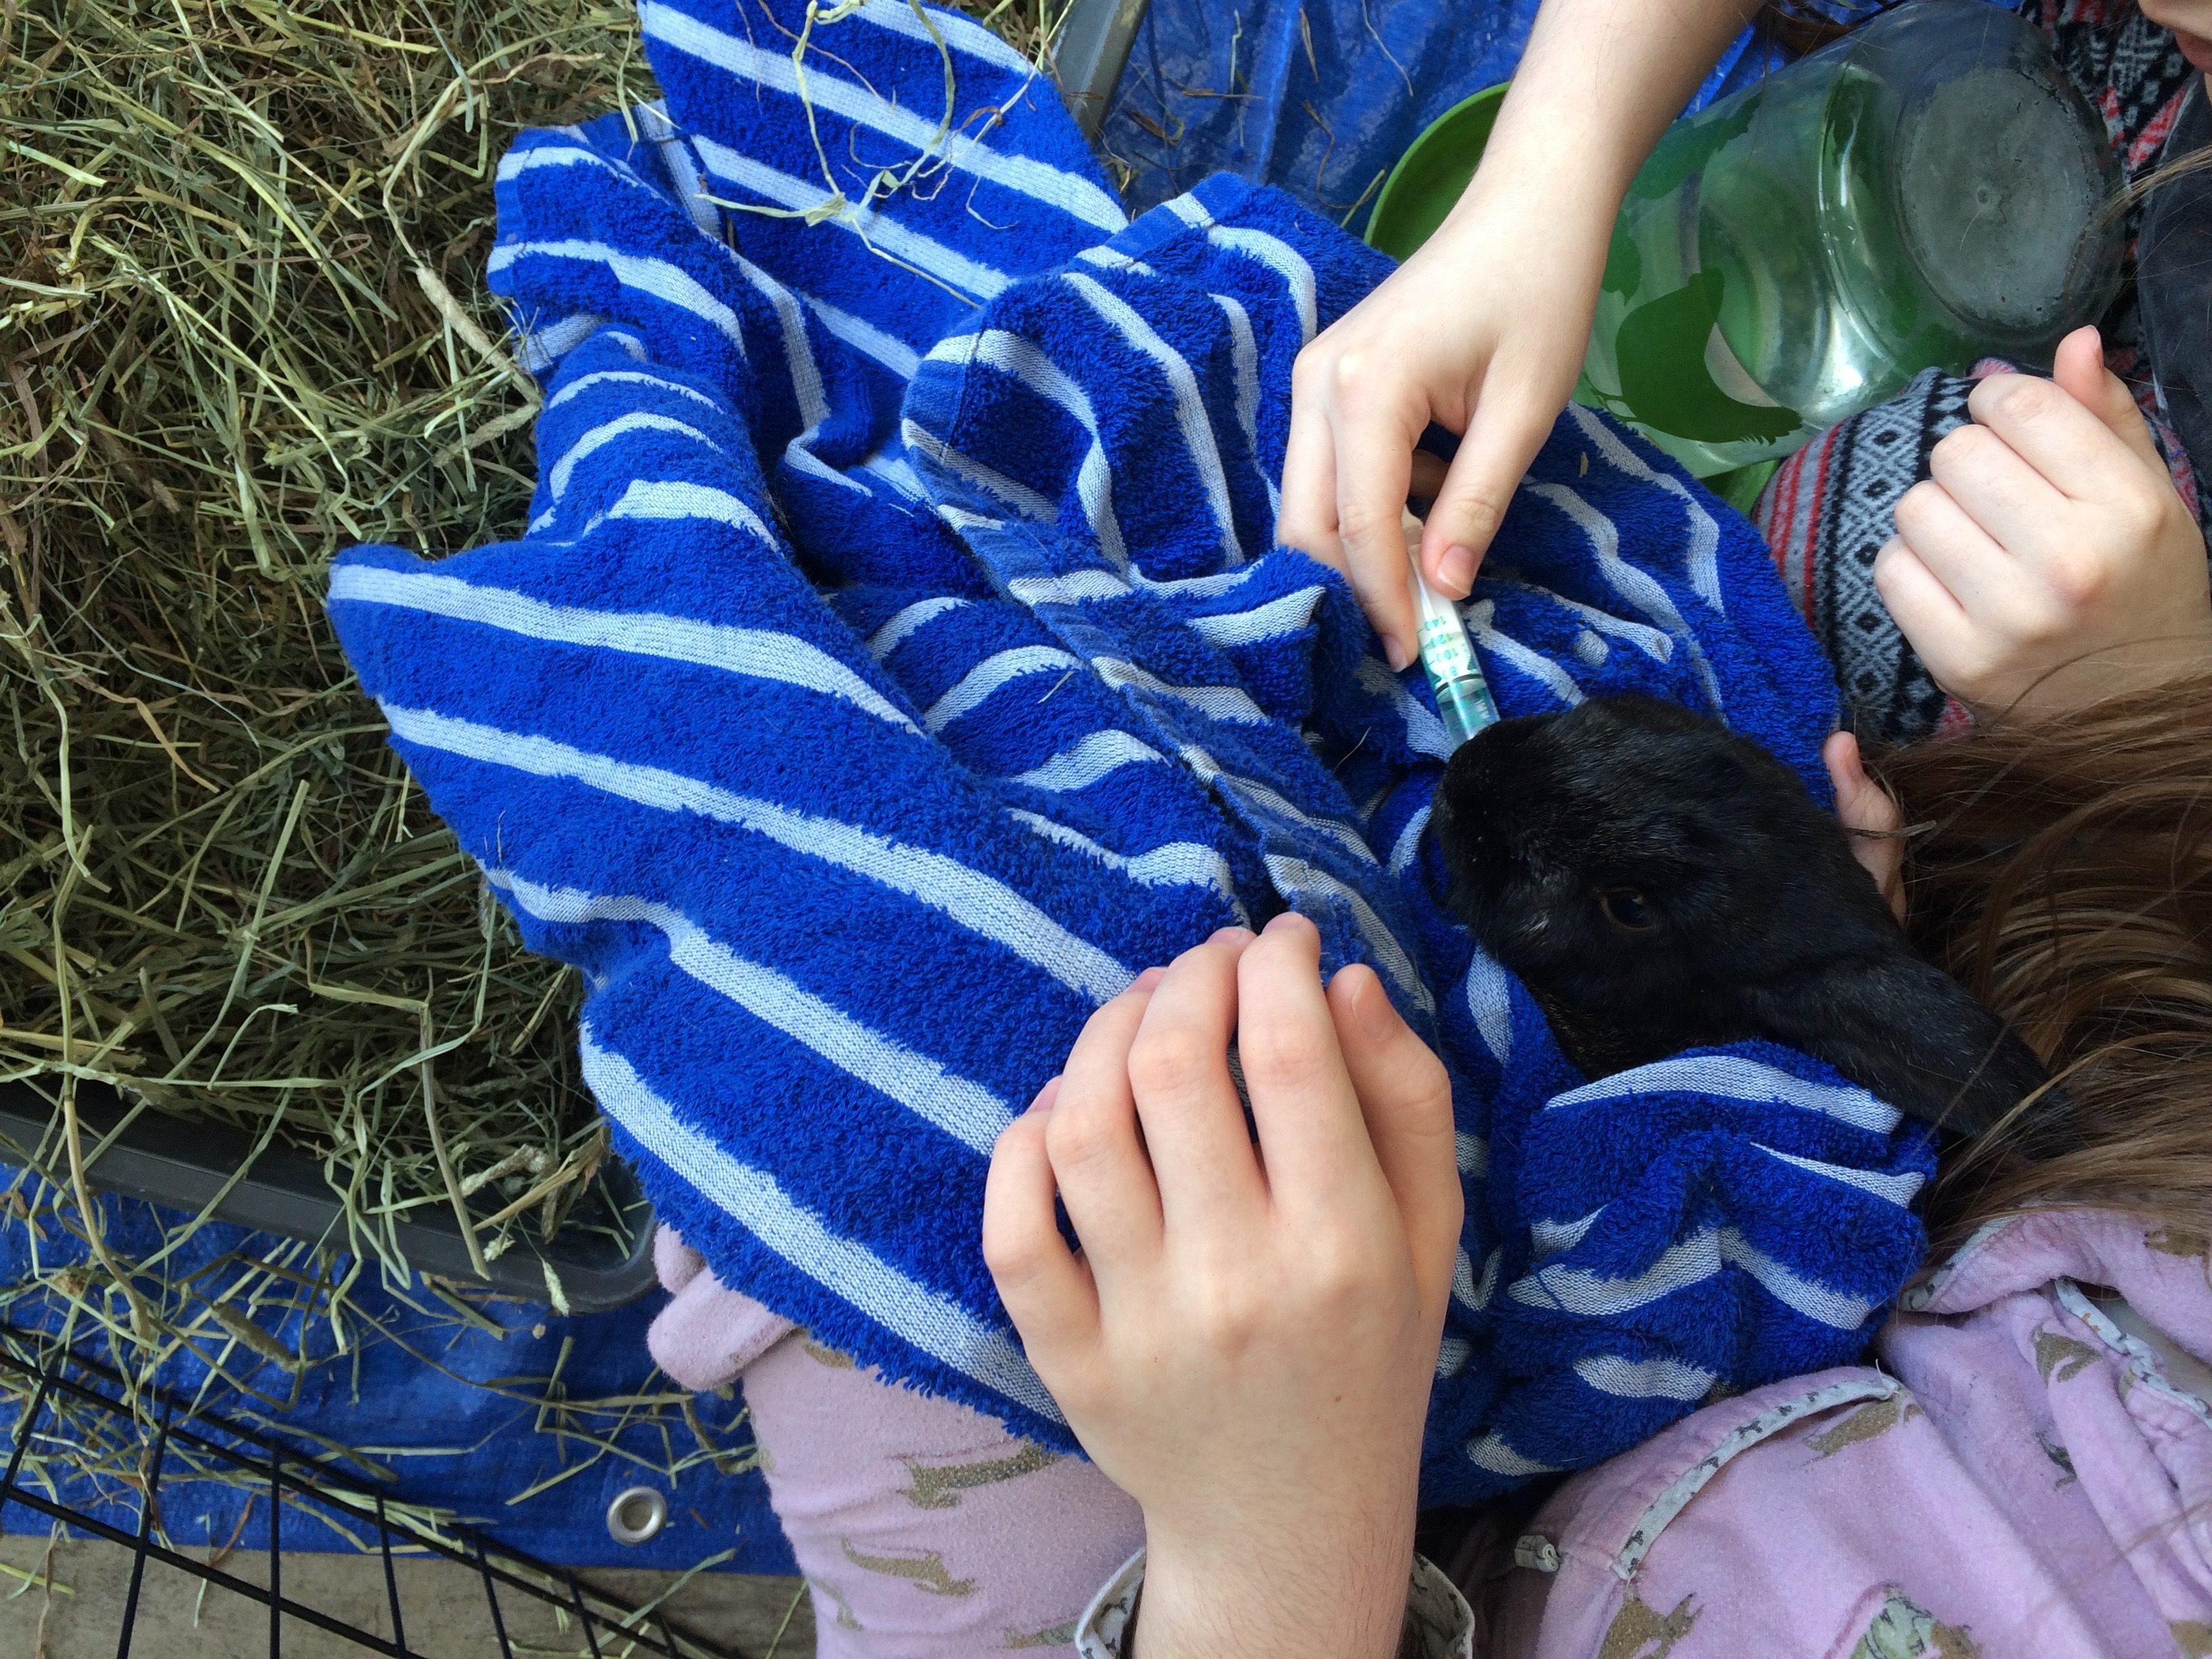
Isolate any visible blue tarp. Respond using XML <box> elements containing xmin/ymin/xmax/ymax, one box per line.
<box><xmin>1099</xmin><ymin>0</ymin><xmax>1794</xmax><ymax>225</ymax></box>
<box><xmin>0</xmin><ymin>1177</ymin><xmax>794</xmax><ymax>1576</ymax></box>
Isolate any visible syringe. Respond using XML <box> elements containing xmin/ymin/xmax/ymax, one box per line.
<box><xmin>1404</xmin><ymin>511</ymin><xmax>1498</xmax><ymax>750</ymax></box>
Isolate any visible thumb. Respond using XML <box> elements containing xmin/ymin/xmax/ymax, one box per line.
<box><xmin>1420</xmin><ymin>380</ymin><xmax>1556</xmax><ymax>598</ymax></box>
<box><xmin>2053</xmin><ymin>324</ymin><xmax>2166</xmax><ymax>474</ymax></box>
<box><xmin>1325</xmin><ymin>964</ymin><xmax>1464</xmax><ymax>1310</ymax></box>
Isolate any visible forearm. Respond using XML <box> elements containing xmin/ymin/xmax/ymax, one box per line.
<box><xmin>1446</xmin><ymin>0</ymin><xmax>1763</xmax><ymax>238</ymax></box>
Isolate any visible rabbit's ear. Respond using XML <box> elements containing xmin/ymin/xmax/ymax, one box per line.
<box><xmin>1748</xmin><ymin>951</ymin><xmax>2056</xmax><ymax>1140</ymax></box>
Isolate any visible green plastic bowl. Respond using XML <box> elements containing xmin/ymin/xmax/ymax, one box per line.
<box><xmin>1364</xmin><ymin>83</ymin><xmax>1509</xmax><ymax>261</ymax></box>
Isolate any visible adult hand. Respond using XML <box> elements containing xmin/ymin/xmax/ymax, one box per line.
<box><xmin>982</xmin><ymin>915</ymin><xmax>1462</xmax><ymax>1659</ymax></box>
<box><xmin>1876</xmin><ymin>327</ymin><xmax>2212</xmax><ymax>719</ymax></box>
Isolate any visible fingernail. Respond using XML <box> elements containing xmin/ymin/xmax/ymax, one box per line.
<box><xmin>1029</xmin><ymin>1076</ymin><xmax>1061</xmax><ymax>1114</ymax></box>
<box><xmin>1132</xmin><ymin>965</ymin><xmax>1167</xmax><ymax>990</ymax></box>
<box><xmin>1209</xmin><ymin>925</ymin><xmax>1256</xmax><ymax>946</ymax></box>
<box><xmin>1437</xmin><ymin>544</ymin><xmax>1476</xmax><ymax>596</ymax></box>
<box><xmin>1351</xmin><ymin>971</ymin><xmax>1397</xmax><ymax>1042</ymax></box>
<box><xmin>1382</xmin><ymin>634</ymin><xmax>1413</xmax><ymax>672</ymax></box>
<box><xmin>1262</xmin><ymin>910</ymin><xmax>1311</xmax><ymax>937</ymax></box>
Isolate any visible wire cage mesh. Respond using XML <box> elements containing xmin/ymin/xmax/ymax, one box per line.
<box><xmin>0</xmin><ymin>1336</ymin><xmax>756</xmax><ymax>1659</ymax></box>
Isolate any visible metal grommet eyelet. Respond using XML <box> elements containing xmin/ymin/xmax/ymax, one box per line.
<box><xmin>606</xmin><ymin>1486</ymin><xmax>668</xmax><ymax>1546</ymax></box>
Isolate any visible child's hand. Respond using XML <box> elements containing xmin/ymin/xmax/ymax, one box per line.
<box><xmin>1876</xmin><ymin>327</ymin><xmax>2212</xmax><ymax>719</ymax></box>
<box><xmin>982</xmin><ymin>914</ymin><xmax>1462</xmax><ymax>1659</ymax></box>
<box><xmin>1279</xmin><ymin>187</ymin><xmax>1609</xmax><ymax>671</ymax></box>
<box><xmin>1275</xmin><ymin>0</ymin><xmax>1765</xmax><ymax>674</ymax></box>
<box><xmin>1825</xmin><ymin>731</ymin><xmax>1906</xmax><ymax>924</ymax></box>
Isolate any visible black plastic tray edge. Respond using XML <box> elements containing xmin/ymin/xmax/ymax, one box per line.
<box><xmin>0</xmin><ymin>1078</ymin><xmax>657</xmax><ymax>1313</ymax></box>
<box><xmin>1053</xmin><ymin>0</ymin><xmax>1149</xmax><ymax>140</ymax></box>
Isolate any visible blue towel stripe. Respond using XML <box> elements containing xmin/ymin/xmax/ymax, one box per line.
<box><xmin>325</xmin><ymin>565</ymin><xmax>921</xmax><ymax>732</ymax></box>
<box><xmin>329</xmin><ymin>0</ymin><xmax>1931</xmax><ymax>1508</ymax></box>
<box><xmin>579</xmin><ymin>1027</ymin><xmax>1064</xmax><ymax>1421</ymax></box>
<box><xmin>493</xmin><ymin>869</ymin><xmax>1017</xmax><ymax>1151</ymax></box>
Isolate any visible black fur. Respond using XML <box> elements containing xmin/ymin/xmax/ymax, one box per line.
<box><xmin>1431</xmin><ymin>694</ymin><xmax>2055</xmax><ymax>1140</ymax></box>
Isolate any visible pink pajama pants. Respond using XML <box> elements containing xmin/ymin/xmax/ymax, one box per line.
<box><xmin>649</xmin><ymin>1231</ymin><xmax>1142</xmax><ymax>1655</ymax></box>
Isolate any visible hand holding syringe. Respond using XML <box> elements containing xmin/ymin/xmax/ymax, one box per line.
<box><xmin>1402</xmin><ymin>509</ymin><xmax>1499</xmax><ymax>750</ymax></box>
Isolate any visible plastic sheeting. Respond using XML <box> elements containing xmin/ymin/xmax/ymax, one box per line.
<box><xmin>0</xmin><ymin>1180</ymin><xmax>794</xmax><ymax>1574</ymax></box>
<box><xmin>1097</xmin><ymin>0</ymin><xmax>1791</xmax><ymax>226</ymax></box>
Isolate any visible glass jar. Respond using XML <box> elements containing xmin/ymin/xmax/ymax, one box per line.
<box><xmin>1576</xmin><ymin>0</ymin><xmax>2125</xmax><ymax>477</ymax></box>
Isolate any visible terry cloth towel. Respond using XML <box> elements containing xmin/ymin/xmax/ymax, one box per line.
<box><xmin>326</xmin><ymin>0</ymin><xmax>1937</xmax><ymax>1507</ymax></box>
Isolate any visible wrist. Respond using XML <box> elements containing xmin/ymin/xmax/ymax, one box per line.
<box><xmin>1437</xmin><ymin>128</ymin><xmax>1627</xmax><ymax>251</ymax></box>
<box><xmin>1136</xmin><ymin>1505</ymin><xmax>1418</xmax><ymax>1659</ymax></box>
<box><xmin>1486</xmin><ymin>0</ymin><xmax>1763</xmax><ymax>201</ymax></box>
<box><xmin>1983</xmin><ymin>619</ymin><xmax>2212</xmax><ymax>721</ymax></box>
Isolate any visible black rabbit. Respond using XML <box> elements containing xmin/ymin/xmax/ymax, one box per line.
<box><xmin>1431</xmin><ymin>693</ymin><xmax>2056</xmax><ymax>1140</ymax></box>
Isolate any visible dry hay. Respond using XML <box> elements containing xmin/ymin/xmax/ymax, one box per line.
<box><xmin>1</xmin><ymin>0</ymin><xmax>1052</xmax><ymax>1297</ymax></box>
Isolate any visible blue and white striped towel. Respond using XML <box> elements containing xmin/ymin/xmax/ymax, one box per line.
<box><xmin>327</xmin><ymin>0</ymin><xmax>1936</xmax><ymax>1505</ymax></box>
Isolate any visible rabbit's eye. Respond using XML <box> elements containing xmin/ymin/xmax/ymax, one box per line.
<box><xmin>1599</xmin><ymin>888</ymin><xmax>1653</xmax><ymax>931</ymax></box>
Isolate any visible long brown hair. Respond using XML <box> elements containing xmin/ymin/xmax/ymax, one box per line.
<box><xmin>2124</xmin><ymin>143</ymin><xmax>2212</xmax><ymax>209</ymax></box>
<box><xmin>1873</xmin><ymin>673</ymin><xmax>2212</xmax><ymax>1243</ymax></box>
